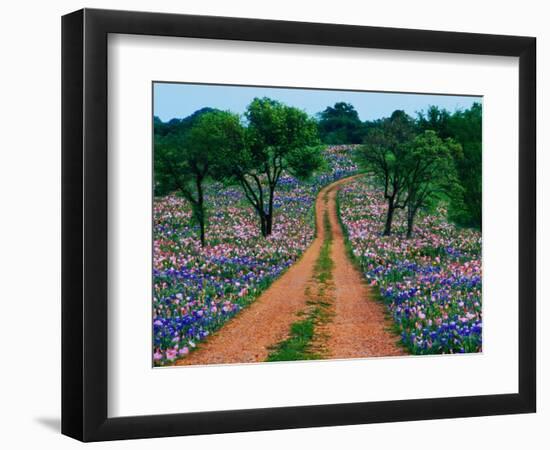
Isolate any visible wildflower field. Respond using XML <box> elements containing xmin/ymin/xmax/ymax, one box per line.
<box><xmin>153</xmin><ymin>146</ymin><xmax>358</xmax><ymax>365</ymax></box>
<box><xmin>338</xmin><ymin>178</ymin><xmax>482</xmax><ymax>355</ymax></box>
<box><xmin>152</xmin><ymin>91</ymin><xmax>482</xmax><ymax>365</ymax></box>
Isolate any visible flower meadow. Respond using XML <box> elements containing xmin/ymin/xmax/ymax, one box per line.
<box><xmin>153</xmin><ymin>146</ymin><xmax>358</xmax><ymax>365</ymax></box>
<box><xmin>338</xmin><ymin>178</ymin><xmax>482</xmax><ymax>355</ymax></box>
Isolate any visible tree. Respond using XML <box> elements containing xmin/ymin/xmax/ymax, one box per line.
<box><xmin>154</xmin><ymin>111</ymin><xmax>244</xmax><ymax>246</ymax></box>
<box><xmin>446</xmin><ymin>103</ymin><xmax>482</xmax><ymax>228</ymax></box>
<box><xmin>417</xmin><ymin>105</ymin><xmax>451</xmax><ymax>137</ymax></box>
<box><xmin>216</xmin><ymin>98</ymin><xmax>322</xmax><ymax>237</ymax></box>
<box><xmin>418</xmin><ymin>103</ymin><xmax>482</xmax><ymax>229</ymax></box>
<box><xmin>317</xmin><ymin>102</ymin><xmax>366</xmax><ymax>144</ymax></box>
<box><xmin>403</xmin><ymin>131</ymin><xmax>462</xmax><ymax>238</ymax></box>
<box><xmin>356</xmin><ymin>110</ymin><xmax>417</xmax><ymax>236</ymax></box>
<box><xmin>154</xmin><ymin>107</ymin><xmax>219</xmax><ymax>137</ymax></box>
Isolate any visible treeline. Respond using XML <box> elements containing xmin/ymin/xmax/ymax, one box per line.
<box><xmin>417</xmin><ymin>104</ymin><xmax>482</xmax><ymax>229</ymax></box>
<box><xmin>154</xmin><ymin>98</ymin><xmax>321</xmax><ymax>246</ymax></box>
<box><xmin>154</xmin><ymin>98</ymin><xmax>482</xmax><ymax>245</ymax></box>
<box><xmin>318</xmin><ymin>102</ymin><xmax>482</xmax><ymax>230</ymax></box>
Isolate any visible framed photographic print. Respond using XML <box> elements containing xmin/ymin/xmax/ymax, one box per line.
<box><xmin>61</xmin><ymin>8</ymin><xmax>536</xmax><ymax>442</ymax></box>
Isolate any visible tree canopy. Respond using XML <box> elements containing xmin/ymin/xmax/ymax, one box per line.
<box><xmin>357</xmin><ymin>110</ymin><xmax>466</xmax><ymax>237</ymax></box>
<box><xmin>355</xmin><ymin>110</ymin><xmax>417</xmax><ymax>235</ymax></box>
<box><xmin>215</xmin><ymin>97</ymin><xmax>322</xmax><ymax>236</ymax></box>
<box><xmin>317</xmin><ymin>102</ymin><xmax>366</xmax><ymax>144</ymax></box>
<box><xmin>154</xmin><ymin>99</ymin><xmax>481</xmax><ymax>242</ymax></box>
<box><xmin>418</xmin><ymin>103</ymin><xmax>482</xmax><ymax>228</ymax></box>
<box><xmin>154</xmin><ymin>110</ymin><xmax>244</xmax><ymax>245</ymax></box>
<box><xmin>403</xmin><ymin>130</ymin><xmax>461</xmax><ymax>237</ymax></box>
<box><xmin>153</xmin><ymin>107</ymin><xmax>218</xmax><ymax>137</ymax></box>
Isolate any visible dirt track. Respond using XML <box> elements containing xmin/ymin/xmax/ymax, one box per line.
<box><xmin>176</xmin><ymin>181</ymin><xmax>332</xmax><ymax>366</ymax></box>
<box><xmin>324</xmin><ymin>182</ymin><xmax>404</xmax><ymax>358</ymax></box>
<box><xmin>176</xmin><ymin>176</ymin><xmax>403</xmax><ymax>366</ymax></box>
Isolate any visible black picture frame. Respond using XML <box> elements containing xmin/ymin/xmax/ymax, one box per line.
<box><xmin>62</xmin><ymin>8</ymin><xmax>536</xmax><ymax>442</ymax></box>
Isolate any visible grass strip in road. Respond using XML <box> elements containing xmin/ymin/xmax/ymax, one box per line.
<box><xmin>266</xmin><ymin>208</ymin><xmax>334</xmax><ymax>362</ymax></box>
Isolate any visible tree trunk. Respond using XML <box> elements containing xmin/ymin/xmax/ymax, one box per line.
<box><xmin>384</xmin><ymin>199</ymin><xmax>395</xmax><ymax>236</ymax></box>
<box><xmin>259</xmin><ymin>212</ymin><xmax>268</xmax><ymax>237</ymax></box>
<box><xmin>265</xmin><ymin>185</ymin><xmax>275</xmax><ymax>236</ymax></box>
<box><xmin>406</xmin><ymin>209</ymin><xmax>414</xmax><ymax>238</ymax></box>
<box><xmin>199</xmin><ymin>218</ymin><xmax>205</xmax><ymax>246</ymax></box>
<box><xmin>406</xmin><ymin>204</ymin><xmax>419</xmax><ymax>238</ymax></box>
<box><xmin>265</xmin><ymin>213</ymin><xmax>273</xmax><ymax>236</ymax></box>
<box><xmin>196</xmin><ymin>177</ymin><xmax>205</xmax><ymax>246</ymax></box>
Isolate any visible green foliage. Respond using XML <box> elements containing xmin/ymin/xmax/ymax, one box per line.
<box><xmin>215</xmin><ymin>97</ymin><xmax>322</xmax><ymax>236</ymax></box>
<box><xmin>154</xmin><ymin>110</ymin><xmax>245</xmax><ymax>245</ymax></box>
<box><xmin>356</xmin><ymin>110</ymin><xmax>417</xmax><ymax>192</ymax></box>
<box><xmin>266</xmin><ymin>317</ymin><xmax>318</xmax><ymax>361</ymax></box>
<box><xmin>153</xmin><ymin>107</ymin><xmax>218</xmax><ymax>137</ymax></box>
<box><xmin>316</xmin><ymin>211</ymin><xmax>334</xmax><ymax>283</ymax></box>
<box><xmin>357</xmin><ymin>104</ymin><xmax>480</xmax><ymax>235</ymax></box>
<box><xmin>317</xmin><ymin>102</ymin><xmax>366</xmax><ymax>144</ymax></box>
<box><xmin>403</xmin><ymin>130</ymin><xmax>462</xmax><ymax>237</ymax></box>
<box><xmin>286</xmin><ymin>145</ymin><xmax>327</xmax><ymax>180</ymax></box>
<box><xmin>245</xmin><ymin>97</ymin><xmax>321</xmax><ymax>173</ymax></box>
<box><xmin>418</xmin><ymin>103</ymin><xmax>482</xmax><ymax>228</ymax></box>
<box><xmin>186</xmin><ymin>110</ymin><xmax>245</xmax><ymax>170</ymax></box>
<box><xmin>154</xmin><ymin>97</ymin><xmax>481</xmax><ymax>245</ymax></box>
<box><xmin>154</xmin><ymin>110</ymin><xmax>244</xmax><ymax>197</ymax></box>
<box><xmin>355</xmin><ymin>110</ymin><xmax>417</xmax><ymax>235</ymax></box>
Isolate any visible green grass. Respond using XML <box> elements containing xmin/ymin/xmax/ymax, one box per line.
<box><xmin>266</xmin><ymin>316</ymin><xmax>318</xmax><ymax>361</ymax></box>
<box><xmin>266</xmin><ymin>207</ymin><xmax>334</xmax><ymax>362</ymax></box>
<box><xmin>316</xmin><ymin>211</ymin><xmax>333</xmax><ymax>283</ymax></box>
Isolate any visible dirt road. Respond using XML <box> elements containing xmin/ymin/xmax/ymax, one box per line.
<box><xmin>175</xmin><ymin>176</ymin><xmax>403</xmax><ymax>366</ymax></box>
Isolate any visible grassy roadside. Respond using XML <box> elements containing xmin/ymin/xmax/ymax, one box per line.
<box><xmin>266</xmin><ymin>208</ymin><xmax>335</xmax><ymax>362</ymax></box>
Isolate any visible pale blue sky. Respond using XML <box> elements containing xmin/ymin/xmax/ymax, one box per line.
<box><xmin>153</xmin><ymin>82</ymin><xmax>481</xmax><ymax>122</ymax></box>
